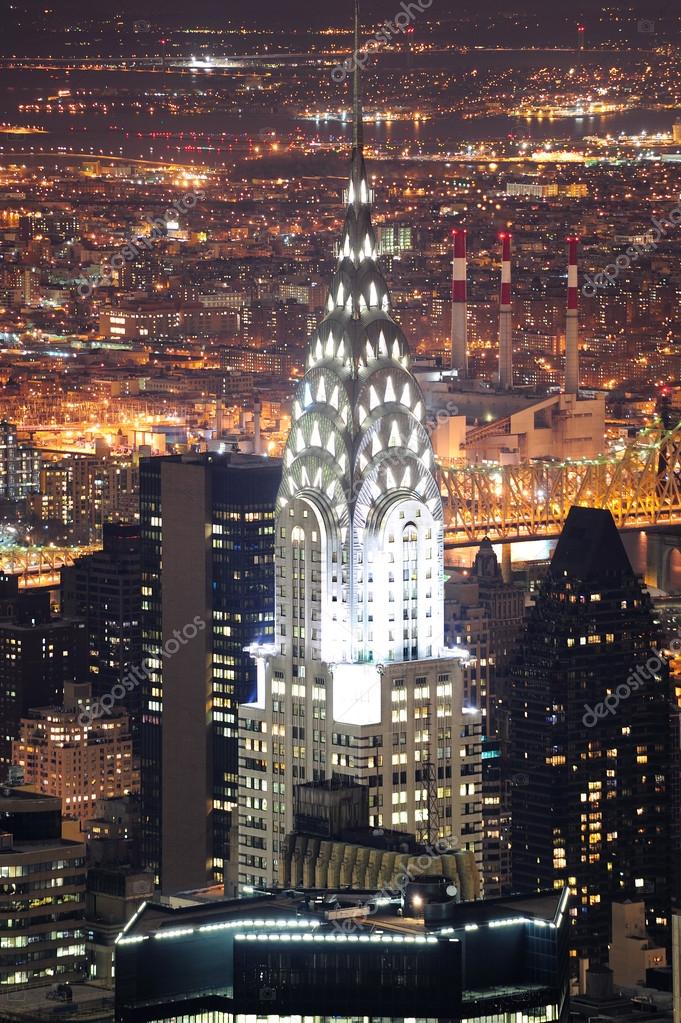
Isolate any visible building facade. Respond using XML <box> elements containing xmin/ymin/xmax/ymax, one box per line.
<box><xmin>85</xmin><ymin>867</ymin><xmax>154</xmax><ymax>986</ymax></box>
<box><xmin>0</xmin><ymin>420</ymin><xmax>39</xmax><ymax>502</ymax></box>
<box><xmin>12</xmin><ymin>682</ymin><xmax>135</xmax><ymax>820</ymax></box>
<box><xmin>61</xmin><ymin>523</ymin><xmax>142</xmax><ymax>723</ymax></box>
<box><xmin>0</xmin><ymin>790</ymin><xmax>86</xmax><ymax>990</ymax></box>
<box><xmin>445</xmin><ymin>538</ymin><xmax>525</xmax><ymax>737</ymax></box>
<box><xmin>237</xmin><ymin>65</ymin><xmax>482</xmax><ymax>890</ymax></box>
<box><xmin>139</xmin><ymin>453</ymin><xmax>280</xmax><ymax>894</ymax></box>
<box><xmin>437</xmin><ymin>539</ymin><xmax>525</xmax><ymax>898</ymax></box>
<box><xmin>0</xmin><ymin>577</ymin><xmax>86</xmax><ymax>770</ymax></box>
<box><xmin>114</xmin><ymin>887</ymin><xmax>570</xmax><ymax>1023</ymax></box>
<box><xmin>30</xmin><ymin>448</ymin><xmax>139</xmax><ymax>542</ymax></box>
<box><xmin>511</xmin><ymin>507</ymin><xmax>673</xmax><ymax>965</ymax></box>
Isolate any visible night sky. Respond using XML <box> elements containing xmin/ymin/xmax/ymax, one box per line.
<box><xmin>2</xmin><ymin>0</ymin><xmax>678</xmax><ymax>60</ymax></box>
<box><xmin>3</xmin><ymin>0</ymin><xmax>672</xmax><ymax>30</ymax></box>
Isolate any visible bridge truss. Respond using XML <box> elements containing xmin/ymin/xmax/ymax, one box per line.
<box><xmin>0</xmin><ymin>545</ymin><xmax>99</xmax><ymax>587</ymax></box>
<box><xmin>439</xmin><ymin>421</ymin><xmax>681</xmax><ymax>547</ymax></box>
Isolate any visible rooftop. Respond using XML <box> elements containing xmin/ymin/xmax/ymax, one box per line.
<box><xmin>0</xmin><ymin>982</ymin><xmax>112</xmax><ymax>1023</ymax></box>
<box><xmin>119</xmin><ymin>887</ymin><xmax>565</xmax><ymax>945</ymax></box>
<box><xmin>549</xmin><ymin>506</ymin><xmax>635</xmax><ymax>583</ymax></box>
<box><xmin>0</xmin><ymin>836</ymin><xmax>85</xmax><ymax>855</ymax></box>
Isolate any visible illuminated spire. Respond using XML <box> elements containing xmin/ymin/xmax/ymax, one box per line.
<box><xmin>273</xmin><ymin>0</ymin><xmax>444</xmax><ymax>666</ymax></box>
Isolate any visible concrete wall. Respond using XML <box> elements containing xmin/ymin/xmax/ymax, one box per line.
<box><xmin>467</xmin><ymin>393</ymin><xmax>605</xmax><ymax>463</ymax></box>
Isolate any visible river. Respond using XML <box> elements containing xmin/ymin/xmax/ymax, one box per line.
<box><xmin>0</xmin><ymin>66</ymin><xmax>678</xmax><ymax>168</ymax></box>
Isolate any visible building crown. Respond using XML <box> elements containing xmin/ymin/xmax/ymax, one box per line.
<box><xmin>275</xmin><ymin>1</ymin><xmax>444</xmax><ymax>665</ymax></box>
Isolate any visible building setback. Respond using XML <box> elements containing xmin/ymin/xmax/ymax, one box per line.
<box><xmin>511</xmin><ymin>506</ymin><xmax>673</xmax><ymax>964</ymax></box>
<box><xmin>12</xmin><ymin>682</ymin><xmax>134</xmax><ymax>820</ymax></box>
<box><xmin>139</xmin><ymin>452</ymin><xmax>280</xmax><ymax>894</ymax></box>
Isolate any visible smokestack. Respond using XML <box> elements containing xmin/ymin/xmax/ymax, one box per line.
<box><xmin>565</xmin><ymin>236</ymin><xmax>579</xmax><ymax>395</ymax></box>
<box><xmin>253</xmin><ymin>393</ymin><xmax>262</xmax><ymax>455</ymax></box>
<box><xmin>450</xmin><ymin>228</ymin><xmax>468</xmax><ymax>379</ymax></box>
<box><xmin>215</xmin><ymin>397</ymin><xmax>224</xmax><ymax>437</ymax></box>
<box><xmin>498</xmin><ymin>232</ymin><xmax>513</xmax><ymax>390</ymax></box>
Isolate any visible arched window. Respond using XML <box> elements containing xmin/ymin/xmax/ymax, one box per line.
<box><xmin>402</xmin><ymin>522</ymin><xmax>419</xmax><ymax>660</ymax></box>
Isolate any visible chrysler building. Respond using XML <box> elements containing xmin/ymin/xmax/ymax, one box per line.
<box><xmin>238</xmin><ymin>3</ymin><xmax>481</xmax><ymax>890</ymax></box>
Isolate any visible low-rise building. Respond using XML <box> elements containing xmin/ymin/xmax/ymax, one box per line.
<box><xmin>0</xmin><ymin>789</ymin><xmax>86</xmax><ymax>990</ymax></box>
<box><xmin>609</xmin><ymin>900</ymin><xmax>667</xmax><ymax>989</ymax></box>
<box><xmin>12</xmin><ymin>682</ymin><xmax>135</xmax><ymax>821</ymax></box>
<box><xmin>114</xmin><ymin>886</ymin><xmax>570</xmax><ymax>1023</ymax></box>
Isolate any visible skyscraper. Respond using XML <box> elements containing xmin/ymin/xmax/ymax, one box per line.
<box><xmin>139</xmin><ymin>452</ymin><xmax>280</xmax><ymax>894</ymax></box>
<box><xmin>445</xmin><ymin>538</ymin><xmax>525</xmax><ymax>736</ymax></box>
<box><xmin>444</xmin><ymin>540</ymin><xmax>525</xmax><ymax>897</ymax></box>
<box><xmin>62</xmin><ymin>523</ymin><xmax>142</xmax><ymax>727</ymax></box>
<box><xmin>511</xmin><ymin>507</ymin><xmax>672</xmax><ymax>964</ymax></box>
<box><xmin>238</xmin><ymin>6</ymin><xmax>481</xmax><ymax>891</ymax></box>
<box><xmin>0</xmin><ymin>576</ymin><xmax>86</xmax><ymax>770</ymax></box>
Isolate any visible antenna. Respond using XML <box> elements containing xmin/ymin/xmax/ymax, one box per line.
<box><xmin>421</xmin><ymin>743</ymin><xmax>441</xmax><ymax>846</ymax></box>
<box><xmin>353</xmin><ymin>0</ymin><xmax>363</xmax><ymax>152</ymax></box>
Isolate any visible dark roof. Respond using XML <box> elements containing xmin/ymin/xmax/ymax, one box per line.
<box><xmin>120</xmin><ymin>888</ymin><xmax>564</xmax><ymax>942</ymax></box>
<box><xmin>549</xmin><ymin>506</ymin><xmax>634</xmax><ymax>584</ymax></box>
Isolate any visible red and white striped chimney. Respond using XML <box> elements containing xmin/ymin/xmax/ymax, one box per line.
<box><xmin>565</xmin><ymin>235</ymin><xmax>579</xmax><ymax>395</ymax></box>
<box><xmin>253</xmin><ymin>392</ymin><xmax>262</xmax><ymax>455</ymax></box>
<box><xmin>451</xmin><ymin>228</ymin><xmax>468</xmax><ymax>379</ymax></box>
<box><xmin>498</xmin><ymin>231</ymin><xmax>513</xmax><ymax>390</ymax></box>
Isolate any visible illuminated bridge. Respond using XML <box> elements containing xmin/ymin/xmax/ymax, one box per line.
<box><xmin>3</xmin><ymin>423</ymin><xmax>681</xmax><ymax>588</ymax></box>
<box><xmin>438</xmin><ymin>420</ymin><xmax>681</xmax><ymax>550</ymax></box>
<box><xmin>0</xmin><ymin>545</ymin><xmax>99</xmax><ymax>588</ymax></box>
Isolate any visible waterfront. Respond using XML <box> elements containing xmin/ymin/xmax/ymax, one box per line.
<box><xmin>0</xmin><ymin>66</ymin><xmax>678</xmax><ymax>168</ymax></box>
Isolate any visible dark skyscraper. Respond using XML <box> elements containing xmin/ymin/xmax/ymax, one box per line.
<box><xmin>470</xmin><ymin>537</ymin><xmax>525</xmax><ymax>737</ymax></box>
<box><xmin>0</xmin><ymin>576</ymin><xmax>86</xmax><ymax>770</ymax></box>
<box><xmin>511</xmin><ymin>507</ymin><xmax>673</xmax><ymax>964</ymax></box>
<box><xmin>444</xmin><ymin>540</ymin><xmax>525</xmax><ymax>898</ymax></box>
<box><xmin>139</xmin><ymin>452</ymin><xmax>280</xmax><ymax>894</ymax></box>
<box><xmin>62</xmin><ymin>523</ymin><xmax>142</xmax><ymax>730</ymax></box>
